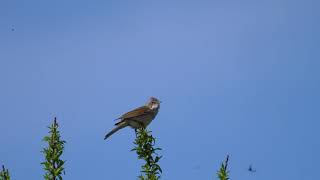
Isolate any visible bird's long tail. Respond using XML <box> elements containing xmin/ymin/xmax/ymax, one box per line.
<box><xmin>104</xmin><ymin>121</ymin><xmax>128</xmax><ymax>140</ymax></box>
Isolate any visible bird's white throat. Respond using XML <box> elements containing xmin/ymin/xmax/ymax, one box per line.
<box><xmin>151</xmin><ymin>103</ymin><xmax>159</xmax><ymax>110</ymax></box>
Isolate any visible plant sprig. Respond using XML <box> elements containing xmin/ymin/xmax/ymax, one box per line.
<box><xmin>132</xmin><ymin>128</ymin><xmax>162</xmax><ymax>180</ymax></box>
<box><xmin>41</xmin><ymin>117</ymin><xmax>66</xmax><ymax>180</ymax></box>
<box><xmin>0</xmin><ymin>165</ymin><xmax>10</xmax><ymax>180</ymax></box>
<box><xmin>217</xmin><ymin>155</ymin><xmax>230</xmax><ymax>180</ymax></box>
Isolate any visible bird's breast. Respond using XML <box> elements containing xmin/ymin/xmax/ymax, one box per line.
<box><xmin>127</xmin><ymin>111</ymin><xmax>157</xmax><ymax>129</ymax></box>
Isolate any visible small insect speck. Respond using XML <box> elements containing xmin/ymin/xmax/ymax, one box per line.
<box><xmin>248</xmin><ymin>165</ymin><xmax>256</xmax><ymax>173</ymax></box>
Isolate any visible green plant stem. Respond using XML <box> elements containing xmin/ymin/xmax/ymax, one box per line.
<box><xmin>0</xmin><ymin>165</ymin><xmax>10</xmax><ymax>180</ymax></box>
<box><xmin>41</xmin><ymin>117</ymin><xmax>66</xmax><ymax>180</ymax></box>
<box><xmin>132</xmin><ymin>128</ymin><xmax>162</xmax><ymax>180</ymax></box>
<box><xmin>217</xmin><ymin>155</ymin><xmax>230</xmax><ymax>180</ymax></box>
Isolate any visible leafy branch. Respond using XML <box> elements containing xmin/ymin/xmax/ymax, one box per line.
<box><xmin>132</xmin><ymin>128</ymin><xmax>162</xmax><ymax>180</ymax></box>
<box><xmin>217</xmin><ymin>155</ymin><xmax>230</xmax><ymax>180</ymax></box>
<box><xmin>0</xmin><ymin>165</ymin><xmax>10</xmax><ymax>180</ymax></box>
<box><xmin>41</xmin><ymin>117</ymin><xmax>66</xmax><ymax>180</ymax></box>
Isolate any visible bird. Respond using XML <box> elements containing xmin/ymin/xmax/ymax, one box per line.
<box><xmin>104</xmin><ymin>97</ymin><xmax>161</xmax><ymax>140</ymax></box>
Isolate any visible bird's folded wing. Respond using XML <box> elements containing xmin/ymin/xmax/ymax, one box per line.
<box><xmin>119</xmin><ymin>106</ymin><xmax>151</xmax><ymax>120</ymax></box>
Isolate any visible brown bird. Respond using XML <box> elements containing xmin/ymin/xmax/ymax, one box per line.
<box><xmin>104</xmin><ymin>97</ymin><xmax>161</xmax><ymax>140</ymax></box>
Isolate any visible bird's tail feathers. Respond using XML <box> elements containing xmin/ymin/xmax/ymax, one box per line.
<box><xmin>104</xmin><ymin>121</ymin><xmax>128</xmax><ymax>140</ymax></box>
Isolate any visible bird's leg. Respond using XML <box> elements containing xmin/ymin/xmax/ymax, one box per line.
<box><xmin>138</xmin><ymin>122</ymin><xmax>145</xmax><ymax>128</ymax></box>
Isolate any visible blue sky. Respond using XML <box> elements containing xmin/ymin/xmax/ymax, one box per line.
<box><xmin>0</xmin><ymin>0</ymin><xmax>319</xmax><ymax>179</ymax></box>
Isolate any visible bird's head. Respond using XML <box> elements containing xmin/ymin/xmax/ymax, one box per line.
<box><xmin>147</xmin><ymin>97</ymin><xmax>161</xmax><ymax>110</ymax></box>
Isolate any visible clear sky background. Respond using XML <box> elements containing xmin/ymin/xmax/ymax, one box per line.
<box><xmin>0</xmin><ymin>0</ymin><xmax>319</xmax><ymax>179</ymax></box>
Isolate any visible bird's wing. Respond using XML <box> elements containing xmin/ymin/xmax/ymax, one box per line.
<box><xmin>118</xmin><ymin>106</ymin><xmax>151</xmax><ymax>120</ymax></box>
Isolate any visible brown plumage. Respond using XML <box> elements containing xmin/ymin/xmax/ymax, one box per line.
<box><xmin>104</xmin><ymin>97</ymin><xmax>161</xmax><ymax>140</ymax></box>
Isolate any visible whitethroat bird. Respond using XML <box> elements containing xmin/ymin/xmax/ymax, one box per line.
<box><xmin>104</xmin><ymin>97</ymin><xmax>161</xmax><ymax>140</ymax></box>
